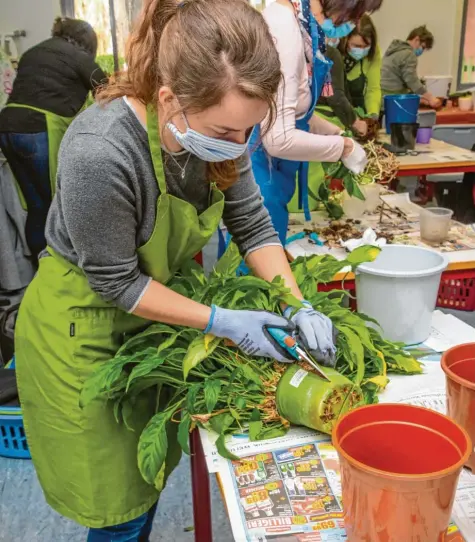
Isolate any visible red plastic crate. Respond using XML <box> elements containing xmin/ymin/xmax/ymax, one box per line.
<box><xmin>437</xmin><ymin>270</ymin><xmax>475</xmax><ymax>312</ymax></box>
<box><xmin>318</xmin><ymin>280</ymin><xmax>357</xmax><ymax>311</ymax></box>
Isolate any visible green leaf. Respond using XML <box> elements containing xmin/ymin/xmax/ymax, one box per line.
<box><xmin>126</xmin><ymin>354</ymin><xmax>166</xmax><ymax>391</ymax></box>
<box><xmin>117</xmin><ymin>323</ymin><xmax>178</xmax><ymax>355</ymax></box>
<box><xmin>213</xmin><ymin>241</ymin><xmax>241</xmax><ymax>277</ymax></box>
<box><xmin>240</xmin><ymin>364</ymin><xmax>263</xmax><ymax>387</ymax></box>
<box><xmin>352</xmin><ymin>181</ymin><xmax>365</xmax><ymax>200</ymax></box>
<box><xmin>138</xmin><ymin>410</ymin><xmax>172</xmax><ymax>487</ymax></box>
<box><xmin>324</xmin><ymin>201</ymin><xmax>345</xmax><ymax>220</ymax></box>
<box><xmin>338</xmin><ymin>326</ymin><xmax>365</xmax><ymax>384</ymax></box>
<box><xmin>215</xmin><ymin>433</ymin><xmax>239</xmax><ymax>460</ymax></box>
<box><xmin>183</xmin><ymin>334</ymin><xmax>222</xmax><ymax>379</ymax></box>
<box><xmin>80</xmin><ymin>356</ymin><xmax>130</xmax><ymax>407</ymax></box>
<box><xmin>387</xmin><ymin>353</ymin><xmax>423</xmax><ymax>374</ymax></box>
<box><xmin>256</xmin><ymin>426</ymin><xmax>289</xmax><ymax>440</ymax></box>
<box><xmin>186</xmin><ymin>383</ymin><xmax>203</xmax><ymax>414</ymax></box>
<box><xmin>249</xmin><ymin>409</ymin><xmax>263</xmax><ymax>441</ymax></box>
<box><xmin>209</xmin><ymin>412</ymin><xmax>235</xmax><ymax>434</ymax></box>
<box><xmin>345</xmin><ymin>245</ymin><xmax>381</xmax><ymax>268</ymax></box>
<box><xmin>178</xmin><ymin>412</ymin><xmax>191</xmax><ymax>455</ymax></box>
<box><xmin>204</xmin><ymin>379</ymin><xmax>222</xmax><ymax>413</ymax></box>
<box><xmin>235</xmin><ymin>396</ymin><xmax>247</xmax><ymax>410</ymax></box>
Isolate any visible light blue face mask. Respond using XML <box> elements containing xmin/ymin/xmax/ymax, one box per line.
<box><xmin>167</xmin><ymin>116</ymin><xmax>249</xmax><ymax>162</ymax></box>
<box><xmin>349</xmin><ymin>46</ymin><xmax>371</xmax><ymax>61</ymax></box>
<box><xmin>321</xmin><ymin>18</ymin><xmax>355</xmax><ymax>40</ymax></box>
<box><xmin>414</xmin><ymin>47</ymin><xmax>424</xmax><ymax>57</ymax></box>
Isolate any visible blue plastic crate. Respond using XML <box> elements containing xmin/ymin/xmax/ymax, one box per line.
<box><xmin>0</xmin><ymin>408</ymin><xmax>30</xmax><ymax>459</ymax></box>
<box><xmin>0</xmin><ymin>356</ymin><xmax>31</xmax><ymax>459</ymax></box>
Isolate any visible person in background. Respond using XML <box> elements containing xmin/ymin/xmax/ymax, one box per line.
<box><xmin>381</xmin><ymin>25</ymin><xmax>441</xmax><ymax>108</ymax></box>
<box><xmin>340</xmin><ymin>14</ymin><xmax>381</xmax><ymax>119</ymax></box>
<box><xmin>317</xmin><ymin>40</ymin><xmax>368</xmax><ymax>136</ymax></box>
<box><xmin>15</xmin><ymin>1</ymin><xmax>338</xmax><ymax>539</ymax></box>
<box><xmin>0</xmin><ymin>17</ymin><xmax>107</xmax><ymax>261</ymax></box>
<box><xmin>252</xmin><ymin>0</ymin><xmax>383</xmax><ymax>243</ymax></box>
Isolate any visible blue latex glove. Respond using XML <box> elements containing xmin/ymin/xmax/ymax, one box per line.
<box><xmin>205</xmin><ymin>305</ymin><xmax>295</xmax><ymax>363</ymax></box>
<box><xmin>284</xmin><ymin>301</ymin><xmax>337</xmax><ymax>367</ymax></box>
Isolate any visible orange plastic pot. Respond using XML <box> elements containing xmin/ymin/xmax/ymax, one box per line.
<box><xmin>442</xmin><ymin>343</ymin><xmax>475</xmax><ymax>472</ymax></box>
<box><xmin>333</xmin><ymin>403</ymin><xmax>471</xmax><ymax>542</ymax></box>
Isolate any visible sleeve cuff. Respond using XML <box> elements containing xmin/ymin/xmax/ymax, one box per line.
<box><xmin>127</xmin><ymin>276</ymin><xmax>153</xmax><ymax>313</ymax></box>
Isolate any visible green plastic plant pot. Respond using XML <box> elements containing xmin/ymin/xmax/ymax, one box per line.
<box><xmin>275</xmin><ymin>364</ymin><xmax>364</xmax><ymax>434</ymax></box>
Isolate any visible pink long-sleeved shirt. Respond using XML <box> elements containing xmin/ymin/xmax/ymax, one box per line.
<box><xmin>261</xmin><ymin>2</ymin><xmax>345</xmax><ymax>162</ymax></box>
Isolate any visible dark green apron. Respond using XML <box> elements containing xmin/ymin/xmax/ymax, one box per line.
<box><xmin>347</xmin><ymin>62</ymin><xmax>367</xmax><ymax>111</ymax></box>
<box><xmin>15</xmin><ymin>105</ymin><xmax>224</xmax><ymax>527</ymax></box>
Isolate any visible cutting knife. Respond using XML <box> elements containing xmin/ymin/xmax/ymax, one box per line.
<box><xmin>267</xmin><ymin>327</ymin><xmax>331</xmax><ymax>382</ymax></box>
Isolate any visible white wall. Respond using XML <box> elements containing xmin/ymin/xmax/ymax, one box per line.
<box><xmin>372</xmin><ymin>0</ymin><xmax>458</xmax><ymax>78</ymax></box>
<box><xmin>0</xmin><ymin>0</ymin><xmax>61</xmax><ymax>55</ymax></box>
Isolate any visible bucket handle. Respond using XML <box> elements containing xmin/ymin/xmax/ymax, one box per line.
<box><xmin>390</xmin><ymin>99</ymin><xmax>419</xmax><ymax>118</ymax></box>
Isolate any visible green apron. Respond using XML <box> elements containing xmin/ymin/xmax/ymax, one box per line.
<box><xmin>15</xmin><ymin>105</ymin><xmax>225</xmax><ymax>527</ymax></box>
<box><xmin>288</xmin><ymin>108</ymin><xmax>345</xmax><ymax>213</ymax></box>
<box><xmin>4</xmin><ymin>103</ymin><xmax>77</xmax><ymax>209</ymax></box>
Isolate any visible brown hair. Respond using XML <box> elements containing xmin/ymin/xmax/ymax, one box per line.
<box><xmin>98</xmin><ymin>0</ymin><xmax>281</xmax><ymax>190</ymax></box>
<box><xmin>407</xmin><ymin>25</ymin><xmax>434</xmax><ymax>50</ymax></box>
<box><xmin>52</xmin><ymin>17</ymin><xmax>98</xmax><ymax>57</ymax></box>
<box><xmin>320</xmin><ymin>0</ymin><xmax>383</xmax><ymax>24</ymax></box>
<box><xmin>341</xmin><ymin>14</ymin><xmax>377</xmax><ymax>60</ymax></box>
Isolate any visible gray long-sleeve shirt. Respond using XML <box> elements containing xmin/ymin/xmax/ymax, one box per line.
<box><xmin>381</xmin><ymin>40</ymin><xmax>426</xmax><ymax>96</ymax></box>
<box><xmin>45</xmin><ymin>98</ymin><xmax>280</xmax><ymax>312</ymax></box>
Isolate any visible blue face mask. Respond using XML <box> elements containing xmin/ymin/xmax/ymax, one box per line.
<box><xmin>414</xmin><ymin>47</ymin><xmax>424</xmax><ymax>57</ymax></box>
<box><xmin>327</xmin><ymin>38</ymin><xmax>340</xmax><ymax>48</ymax></box>
<box><xmin>167</xmin><ymin>116</ymin><xmax>249</xmax><ymax>162</ymax></box>
<box><xmin>349</xmin><ymin>46</ymin><xmax>371</xmax><ymax>61</ymax></box>
<box><xmin>320</xmin><ymin>18</ymin><xmax>355</xmax><ymax>39</ymax></box>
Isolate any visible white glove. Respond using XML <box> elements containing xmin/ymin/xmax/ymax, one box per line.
<box><xmin>341</xmin><ymin>140</ymin><xmax>368</xmax><ymax>175</ymax></box>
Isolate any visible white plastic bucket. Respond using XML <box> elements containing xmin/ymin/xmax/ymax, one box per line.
<box><xmin>356</xmin><ymin>245</ymin><xmax>448</xmax><ymax>344</ymax></box>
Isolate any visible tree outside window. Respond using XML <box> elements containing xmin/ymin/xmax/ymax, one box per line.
<box><xmin>62</xmin><ymin>0</ymin><xmax>143</xmax><ymax>74</ymax></box>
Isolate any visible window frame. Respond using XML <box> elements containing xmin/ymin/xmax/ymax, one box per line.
<box><xmin>457</xmin><ymin>0</ymin><xmax>475</xmax><ymax>91</ymax></box>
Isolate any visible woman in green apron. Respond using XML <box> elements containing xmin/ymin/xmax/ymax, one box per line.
<box><xmin>341</xmin><ymin>14</ymin><xmax>381</xmax><ymax>118</ymax></box>
<box><xmin>0</xmin><ymin>17</ymin><xmax>106</xmax><ymax>260</ymax></box>
<box><xmin>15</xmin><ymin>1</ymin><xmax>337</xmax><ymax>539</ymax></box>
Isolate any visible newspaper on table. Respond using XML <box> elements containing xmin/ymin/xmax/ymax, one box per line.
<box><xmin>204</xmin><ymin>329</ymin><xmax>475</xmax><ymax>541</ymax></box>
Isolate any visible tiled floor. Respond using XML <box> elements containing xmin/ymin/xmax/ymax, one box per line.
<box><xmin>0</xmin><ymin>454</ymin><xmax>234</xmax><ymax>542</ymax></box>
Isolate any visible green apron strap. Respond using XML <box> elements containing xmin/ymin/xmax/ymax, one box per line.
<box><xmin>145</xmin><ymin>105</ymin><xmax>167</xmax><ymax>195</ymax></box>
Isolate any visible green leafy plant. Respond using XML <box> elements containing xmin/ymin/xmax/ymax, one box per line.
<box><xmin>81</xmin><ymin>244</ymin><xmax>422</xmax><ymax>488</ymax></box>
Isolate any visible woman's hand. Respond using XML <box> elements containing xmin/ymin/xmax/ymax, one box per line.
<box><xmin>341</xmin><ymin>139</ymin><xmax>368</xmax><ymax>174</ymax></box>
<box><xmin>284</xmin><ymin>301</ymin><xmax>337</xmax><ymax>367</ymax></box>
<box><xmin>352</xmin><ymin>119</ymin><xmax>368</xmax><ymax>137</ymax></box>
<box><xmin>205</xmin><ymin>306</ymin><xmax>295</xmax><ymax>363</ymax></box>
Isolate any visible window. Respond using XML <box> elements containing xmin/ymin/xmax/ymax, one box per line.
<box><xmin>458</xmin><ymin>0</ymin><xmax>475</xmax><ymax>89</ymax></box>
<box><xmin>61</xmin><ymin>0</ymin><xmax>142</xmax><ymax>72</ymax></box>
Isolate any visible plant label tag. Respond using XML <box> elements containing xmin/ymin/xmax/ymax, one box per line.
<box><xmin>289</xmin><ymin>368</ymin><xmax>308</xmax><ymax>388</ymax></box>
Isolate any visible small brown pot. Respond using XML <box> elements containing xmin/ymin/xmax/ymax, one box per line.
<box><xmin>442</xmin><ymin>343</ymin><xmax>475</xmax><ymax>472</ymax></box>
<box><xmin>333</xmin><ymin>403</ymin><xmax>471</xmax><ymax>542</ymax></box>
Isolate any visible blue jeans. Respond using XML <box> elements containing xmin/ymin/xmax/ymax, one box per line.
<box><xmin>0</xmin><ymin>131</ymin><xmax>51</xmax><ymax>259</ymax></box>
<box><xmin>87</xmin><ymin>502</ymin><xmax>158</xmax><ymax>542</ymax></box>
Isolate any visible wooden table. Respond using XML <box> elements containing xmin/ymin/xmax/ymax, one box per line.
<box><xmin>436</xmin><ymin>107</ymin><xmax>475</xmax><ymax>125</ymax></box>
<box><xmin>378</xmin><ymin>133</ymin><xmax>475</xmax><ymax>178</ymax></box>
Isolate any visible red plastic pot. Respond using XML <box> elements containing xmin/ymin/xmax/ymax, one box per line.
<box><xmin>328</xmin><ymin>178</ymin><xmax>344</xmax><ymax>192</ymax></box>
<box><xmin>442</xmin><ymin>343</ymin><xmax>475</xmax><ymax>472</ymax></box>
<box><xmin>333</xmin><ymin>403</ymin><xmax>471</xmax><ymax>542</ymax></box>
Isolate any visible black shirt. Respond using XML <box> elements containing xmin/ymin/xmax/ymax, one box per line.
<box><xmin>318</xmin><ymin>47</ymin><xmax>357</xmax><ymax>129</ymax></box>
<box><xmin>0</xmin><ymin>37</ymin><xmax>107</xmax><ymax>133</ymax></box>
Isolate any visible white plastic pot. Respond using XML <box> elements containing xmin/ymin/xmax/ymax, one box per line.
<box><xmin>356</xmin><ymin>245</ymin><xmax>448</xmax><ymax>344</ymax></box>
<box><xmin>459</xmin><ymin>96</ymin><xmax>473</xmax><ymax>112</ymax></box>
